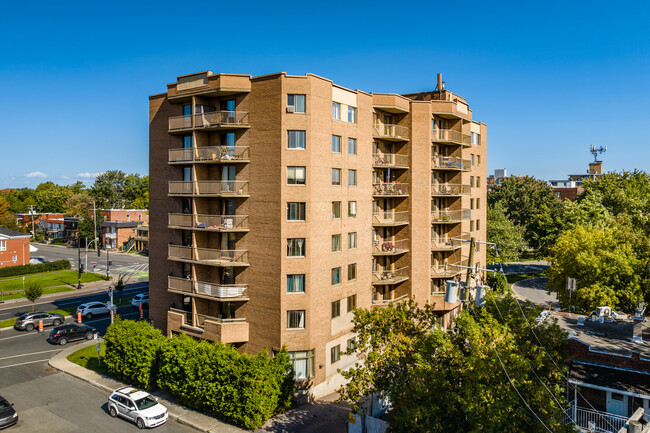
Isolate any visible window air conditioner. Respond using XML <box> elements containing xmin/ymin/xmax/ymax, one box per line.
<box><xmin>286</xmin><ymin>106</ymin><xmax>295</xmax><ymax>113</ymax></box>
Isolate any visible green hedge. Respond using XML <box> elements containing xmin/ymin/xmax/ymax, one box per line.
<box><xmin>0</xmin><ymin>259</ymin><xmax>70</xmax><ymax>278</ymax></box>
<box><xmin>103</xmin><ymin>320</ymin><xmax>294</xmax><ymax>430</ymax></box>
<box><xmin>104</xmin><ymin>318</ymin><xmax>165</xmax><ymax>390</ymax></box>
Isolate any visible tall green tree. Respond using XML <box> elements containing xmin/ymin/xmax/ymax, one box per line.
<box><xmin>487</xmin><ymin>202</ymin><xmax>527</xmax><ymax>261</ymax></box>
<box><xmin>91</xmin><ymin>170</ymin><xmax>126</xmax><ymax>209</ymax></box>
<box><xmin>64</xmin><ymin>192</ymin><xmax>94</xmax><ymax>218</ymax></box>
<box><xmin>339</xmin><ymin>299</ymin><xmax>571</xmax><ymax>433</ymax></box>
<box><xmin>34</xmin><ymin>182</ymin><xmax>73</xmax><ymax>213</ymax></box>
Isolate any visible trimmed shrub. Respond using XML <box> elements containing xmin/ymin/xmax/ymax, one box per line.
<box><xmin>0</xmin><ymin>259</ymin><xmax>70</xmax><ymax>278</ymax></box>
<box><xmin>103</xmin><ymin>318</ymin><xmax>165</xmax><ymax>390</ymax></box>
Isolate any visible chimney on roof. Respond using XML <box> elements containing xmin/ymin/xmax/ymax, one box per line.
<box><xmin>437</xmin><ymin>73</ymin><xmax>444</xmax><ymax>91</ymax></box>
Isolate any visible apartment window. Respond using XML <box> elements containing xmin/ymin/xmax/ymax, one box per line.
<box><xmin>348</xmin><ymin>169</ymin><xmax>357</xmax><ymax>186</ymax></box>
<box><xmin>287</xmin><ymin>202</ymin><xmax>306</xmax><ymax>221</ymax></box>
<box><xmin>287</xmin><ymin>310</ymin><xmax>305</xmax><ymax>329</ymax></box>
<box><xmin>477</xmin><ymin>198</ymin><xmax>480</xmax><ymax>209</ymax></box>
<box><xmin>287</xmin><ymin>274</ymin><xmax>305</xmax><ymax>293</ymax></box>
<box><xmin>287</xmin><ymin>166</ymin><xmax>306</xmax><ymax>185</ymax></box>
<box><xmin>126</xmin><ymin>214</ymin><xmax>131</xmax><ymax>222</ymax></box>
<box><xmin>471</xmin><ymin>154</ymin><xmax>475</xmax><ymax>166</ymax></box>
<box><xmin>332</xmin><ymin>201</ymin><xmax>341</xmax><ymax>219</ymax></box>
<box><xmin>0</xmin><ymin>241</ymin><xmax>5</xmax><ymax>251</ymax></box>
<box><xmin>348</xmin><ymin>232</ymin><xmax>357</xmax><ymax>249</ymax></box>
<box><xmin>331</xmin><ymin>300</ymin><xmax>341</xmax><ymax>318</ymax></box>
<box><xmin>348</xmin><ymin>264</ymin><xmax>357</xmax><ymax>281</ymax></box>
<box><xmin>348</xmin><ymin>106</ymin><xmax>357</xmax><ymax>123</ymax></box>
<box><xmin>289</xmin><ymin>350</ymin><xmax>314</xmax><ymax>379</ymax></box>
<box><xmin>347</xmin><ymin>338</ymin><xmax>356</xmax><ymax>352</ymax></box>
<box><xmin>470</xmin><ymin>176</ymin><xmax>475</xmax><ymax>188</ymax></box>
<box><xmin>331</xmin><ymin>267</ymin><xmax>341</xmax><ymax>285</ymax></box>
<box><xmin>332</xmin><ymin>168</ymin><xmax>341</xmax><ymax>186</ymax></box>
<box><xmin>332</xmin><ymin>135</ymin><xmax>341</xmax><ymax>153</ymax></box>
<box><xmin>471</xmin><ymin>132</ymin><xmax>481</xmax><ymax>145</ymax></box>
<box><xmin>476</xmin><ymin>219</ymin><xmax>480</xmax><ymax>231</ymax></box>
<box><xmin>347</xmin><ymin>294</ymin><xmax>357</xmax><ymax>310</ymax></box>
<box><xmin>470</xmin><ymin>198</ymin><xmax>474</xmax><ymax>210</ymax></box>
<box><xmin>343</xmin><ymin>137</ymin><xmax>355</xmax><ymax>155</ymax></box>
<box><xmin>288</xmin><ymin>130</ymin><xmax>306</xmax><ymax>149</ymax></box>
<box><xmin>12</xmin><ymin>255</ymin><xmax>17</xmax><ymax>262</ymax></box>
<box><xmin>477</xmin><ymin>176</ymin><xmax>481</xmax><ymax>187</ymax></box>
<box><xmin>470</xmin><ymin>220</ymin><xmax>474</xmax><ymax>232</ymax></box>
<box><xmin>331</xmin><ymin>344</ymin><xmax>341</xmax><ymax>363</ymax></box>
<box><xmin>287</xmin><ymin>94</ymin><xmax>305</xmax><ymax>113</ymax></box>
<box><xmin>332</xmin><ymin>102</ymin><xmax>341</xmax><ymax>120</ymax></box>
<box><xmin>477</xmin><ymin>155</ymin><xmax>481</xmax><ymax>167</ymax></box>
<box><xmin>287</xmin><ymin>238</ymin><xmax>306</xmax><ymax>257</ymax></box>
<box><xmin>348</xmin><ymin>201</ymin><xmax>357</xmax><ymax>218</ymax></box>
<box><xmin>332</xmin><ymin>234</ymin><xmax>341</xmax><ymax>252</ymax></box>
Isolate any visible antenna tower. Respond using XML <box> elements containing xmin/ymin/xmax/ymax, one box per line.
<box><xmin>589</xmin><ymin>145</ymin><xmax>607</xmax><ymax>162</ymax></box>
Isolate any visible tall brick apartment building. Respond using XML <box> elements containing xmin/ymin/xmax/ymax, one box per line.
<box><xmin>149</xmin><ymin>71</ymin><xmax>487</xmax><ymax>395</ymax></box>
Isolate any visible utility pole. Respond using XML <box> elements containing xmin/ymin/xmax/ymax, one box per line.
<box><xmin>77</xmin><ymin>241</ymin><xmax>82</xmax><ymax>290</ymax></box>
<box><xmin>92</xmin><ymin>201</ymin><xmax>97</xmax><ymax>252</ymax></box>
<box><xmin>106</xmin><ymin>248</ymin><xmax>110</xmax><ymax>280</ymax></box>
<box><xmin>28</xmin><ymin>205</ymin><xmax>37</xmax><ymax>240</ymax></box>
<box><xmin>463</xmin><ymin>237</ymin><xmax>476</xmax><ymax>301</ymax></box>
<box><xmin>109</xmin><ymin>285</ymin><xmax>114</xmax><ymax>324</ymax></box>
<box><xmin>85</xmin><ymin>237</ymin><xmax>88</xmax><ymax>277</ymax></box>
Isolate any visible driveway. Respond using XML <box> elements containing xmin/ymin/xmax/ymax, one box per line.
<box><xmin>511</xmin><ymin>277</ymin><xmax>559</xmax><ymax>310</ymax></box>
<box><xmin>487</xmin><ymin>260</ymin><xmax>549</xmax><ymax>275</ymax></box>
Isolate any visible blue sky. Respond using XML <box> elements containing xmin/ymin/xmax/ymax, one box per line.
<box><xmin>1</xmin><ymin>0</ymin><xmax>649</xmax><ymax>188</ymax></box>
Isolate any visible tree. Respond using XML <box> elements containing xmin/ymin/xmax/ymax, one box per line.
<box><xmin>339</xmin><ymin>299</ymin><xmax>571</xmax><ymax>433</ymax></box>
<box><xmin>24</xmin><ymin>281</ymin><xmax>43</xmax><ymax>311</ymax></box>
<box><xmin>90</xmin><ymin>170</ymin><xmax>126</xmax><ymax>209</ymax></box>
<box><xmin>78</xmin><ymin>210</ymin><xmax>100</xmax><ymax>247</ymax></box>
<box><xmin>34</xmin><ymin>182</ymin><xmax>73</xmax><ymax>213</ymax></box>
<box><xmin>64</xmin><ymin>192</ymin><xmax>94</xmax><ymax>218</ymax></box>
<box><xmin>123</xmin><ymin>174</ymin><xmax>148</xmax><ymax>209</ymax></box>
<box><xmin>113</xmin><ymin>275</ymin><xmax>129</xmax><ymax>304</ymax></box>
<box><xmin>487</xmin><ymin>202</ymin><xmax>527</xmax><ymax>261</ymax></box>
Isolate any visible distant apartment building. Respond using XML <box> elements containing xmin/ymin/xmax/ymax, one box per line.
<box><xmin>99</xmin><ymin>209</ymin><xmax>149</xmax><ymax>251</ymax></box>
<box><xmin>487</xmin><ymin>168</ymin><xmax>507</xmax><ymax>190</ymax></box>
<box><xmin>0</xmin><ymin>228</ymin><xmax>30</xmax><ymax>268</ymax></box>
<box><xmin>550</xmin><ymin>160</ymin><xmax>603</xmax><ymax>201</ymax></box>
<box><xmin>149</xmin><ymin>71</ymin><xmax>487</xmax><ymax>395</ymax></box>
<box><xmin>16</xmin><ymin>213</ymin><xmax>63</xmax><ymax>238</ymax></box>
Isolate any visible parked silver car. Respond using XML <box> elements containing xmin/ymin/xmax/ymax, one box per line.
<box><xmin>14</xmin><ymin>312</ymin><xmax>64</xmax><ymax>331</ymax></box>
<box><xmin>76</xmin><ymin>302</ymin><xmax>110</xmax><ymax>320</ymax></box>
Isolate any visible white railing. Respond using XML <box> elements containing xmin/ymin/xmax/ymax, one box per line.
<box><xmin>168</xmin><ymin>276</ymin><xmax>248</xmax><ymax>299</ymax></box>
<box><xmin>168</xmin><ymin>245</ymin><xmax>249</xmax><ymax>265</ymax></box>
<box><xmin>168</xmin><ymin>214</ymin><xmax>249</xmax><ymax>230</ymax></box>
<box><xmin>168</xmin><ymin>146</ymin><xmax>250</xmax><ymax>163</ymax></box>
<box><xmin>168</xmin><ymin>181</ymin><xmax>250</xmax><ymax>196</ymax></box>
<box><xmin>566</xmin><ymin>405</ymin><xmax>628</xmax><ymax>433</ymax></box>
<box><xmin>168</xmin><ymin>111</ymin><xmax>250</xmax><ymax>131</ymax></box>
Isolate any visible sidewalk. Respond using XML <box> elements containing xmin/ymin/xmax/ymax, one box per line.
<box><xmin>49</xmin><ymin>341</ymin><xmax>245</xmax><ymax>433</ymax></box>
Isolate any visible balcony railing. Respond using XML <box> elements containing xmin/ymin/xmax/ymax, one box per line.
<box><xmin>372</xmin><ymin>211</ymin><xmax>409</xmax><ymax>226</ymax></box>
<box><xmin>168</xmin><ymin>146</ymin><xmax>250</xmax><ymax>164</ymax></box>
<box><xmin>373</xmin><ymin>124</ymin><xmax>409</xmax><ymax>140</ymax></box>
<box><xmin>168</xmin><ymin>276</ymin><xmax>248</xmax><ymax>299</ymax></box>
<box><xmin>431</xmin><ymin>261</ymin><xmax>465</xmax><ymax>278</ymax></box>
<box><xmin>565</xmin><ymin>405</ymin><xmax>628</xmax><ymax>433</ymax></box>
<box><xmin>372</xmin><ymin>182</ymin><xmax>408</xmax><ymax>197</ymax></box>
<box><xmin>168</xmin><ymin>214</ymin><xmax>249</xmax><ymax>231</ymax></box>
<box><xmin>372</xmin><ymin>267</ymin><xmax>409</xmax><ymax>285</ymax></box>
<box><xmin>431</xmin><ymin>128</ymin><xmax>471</xmax><ymax>146</ymax></box>
<box><xmin>431</xmin><ymin>184</ymin><xmax>470</xmax><ymax>196</ymax></box>
<box><xmin>169</xmin><ymin>308</ymin><xmax>249</xmax><ymax>343</ymax></box>
<box><xmin>372</xmin><ymin>239</ymin><xmax>409</xmax><ymax>255</ymax></box>
<box><xmin>373</xmin><ymin>153</ymin><xmax>409</xmax><ymax>168</ymax></box>
<box><xmin>372</xmin><ymin>294</ymin><xmax>409</xmax><ymax>306</ymax></box>
<box><xmin>168</xmin><ymin>181</ymin><xmax>250</xmax><ymax>196</ymax></box>
<box><xmin>168</xmin><ymin>111</ymin><xmax>250</xmax><ymax>131</ymax></box>
<box><xmin>431</xmin><ymin>233</ymin><xmax>470</xmax><ymax>250</ymax></box>
<box><xmin>431</xmin><ymin>209</ymin><xmax>471</xmax><ymax>223</ymax></box>
<box><xmin>168</xmin><ymin>245</ymin><xmax>249</xmax><ymax>266</ymax></box>
<box><xmin>105</xmin><ymin>233</ymin><xmax>116</xmax><ymax>240</ymax></box>
<box><xmin>432</xmin><ymin>156</ymin><xmax>470</xmax><ymax>171</ymax></box>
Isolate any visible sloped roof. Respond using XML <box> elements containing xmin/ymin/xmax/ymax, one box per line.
<box><xmin>0</xmin><ymin>227</ymin><xmax>31</xmax><ymax>238</ymax></box>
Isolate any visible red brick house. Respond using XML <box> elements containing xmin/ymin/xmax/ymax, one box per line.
<box><xmin>99</xmin><ymin>209</ymin><xmax>149</xmax><ymax>251</ymax></box>
<box><xmin>0</xmin><ymin>227</ymin><xmax>31</xmax><ymax>268</ymax></box>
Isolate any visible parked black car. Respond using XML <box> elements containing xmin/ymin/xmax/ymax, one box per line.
<box><xmin>48</xmin><ymin>324</ymin><xmax>97</xmax><ymax>346</ymax></box>
<box><xmin>0</xmin><ymin>396</ymin><xmax>17</xmax><ymax>429</ymax></box>
<box><xmin>14</xmin><ymin>312</ymin><xmax>64</xmax><ymax>331</ymax></box>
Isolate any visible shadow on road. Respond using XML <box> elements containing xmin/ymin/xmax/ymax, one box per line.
<box><xmin>257</xmin><ymin>400</ymin><xmax>349</xmax><ymax>433</ymax></box>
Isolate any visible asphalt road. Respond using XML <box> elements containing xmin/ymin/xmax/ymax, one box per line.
<box><xmin>31</xmin><ymin>244</ymin><xmax>149</xmax><ymax>278</ymax></box>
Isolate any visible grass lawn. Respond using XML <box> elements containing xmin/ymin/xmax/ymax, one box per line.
<box><xmin>67</xmin><ymin>343</ymin><xmax>110</xmax><ymax>376</ymax></box>
<box><xmin>0</xmin><ymin>271</ymin><xmax>106</xmax><ymax>293</ymax></box>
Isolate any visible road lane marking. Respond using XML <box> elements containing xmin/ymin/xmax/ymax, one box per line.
<box><xmin>0</xmin><ymin>349</ymin><xmax>61</xmax><ymax>361</ymax></box>
<box><xmin>0</xmin><ymin>359</ymin><xmax>51</xmax><ymax>369</ymax></box>
<box><xmin>0</xmin><ymin>333</ymin><xmax>41</xmax><ymax>341</ymax></box>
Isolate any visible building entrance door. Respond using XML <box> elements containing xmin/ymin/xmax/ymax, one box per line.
<box><xmin>606</xmin><ymin>391</ymin><xmax>627</xmax><ymax>417</ymax></box>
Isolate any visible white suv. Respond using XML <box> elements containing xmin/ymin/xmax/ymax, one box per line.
<box><xmin>76</xmin><ymin>301</ymin><xmax>110</xmax><ymax>320</ymax></box>
<box><xmin>108</xmin><ymin>387</ymin><xmax>168</xmax><ymax>429</ymax></box>
<box><xmin>131</xmin><ymin>293</ymin><xmax>149</xmax><ymax>308</ymax></box>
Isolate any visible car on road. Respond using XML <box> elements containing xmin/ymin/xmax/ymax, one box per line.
<box><xmin>48</xmin><ymin>324</ymin><xmax>97</xmax><ymax>345</ymax></box>
<box><xmin>108</xmin><ymin>387</ymin><xmax>168</xmax><ymax>429</ymax></box>
<box><xmin>14</xmin><ymin>312</ymin><xmax>64</xmax><ymax>331</ymax></box>
<box><xmin>0</xmin><ymin>396</ymin><xmax>18</xmax><ymax>430</ymax></box>
<box><xmin>131</xmin><ymin>293</ymin><xmax>149</xmax><ymax>309</ymax></box>
<box><xmin>76</xmin><ymin>302</ymin><xmax>110</xmax><ymax>320</ymax></box>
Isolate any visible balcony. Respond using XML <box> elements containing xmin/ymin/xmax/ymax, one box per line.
<box><xmin>372</xmin><ymin>294</ymin><xmax>409</xmax><ymax>307</ymax></box>
<box><xmin>105</xmin><ymin>233</ymin><xmax>116</xmax><ymax>240</ymax></box>
<box><xmin>372</xmin><ymin>182</ymin><xmax>408</xmax><ymax>198</ymax></box>
<box><xmin>372</xmin><ymin>211</ymin><xmax>409</xmax><ymax>227</ymax></box>
<box><xmin>431</xmin><ymin>209</ymin><xmax>471</xmax><ymax>224</ymax></box>
<box><xmin>565</xmin><ymin>405</ymin><xmax>630</xmax><ymax>433</ymax></box>
<box><xmin>431</xmin><ymin>129</ymin><xmax>471</xmax><ymax>146</ymax></box>
<box><xmin>431</xmin><ymin>184</ymin><xmax>470</xmax><ymax>197</ymax></box>
<box><xmin>432</xmin><ymin>156</ymin><xmax>470</xmax><ymax>171</ymax></box>
<box><xmin>373</xmin><ymin>153</ymin><xmax>409</xmax><ymax>169</ymax></box>
<box><xmin>168</xmin><ymin>181</ymin><xmax>250</xmax><ymax>197</ymax></box>
<box><xmin>168</xmin><ymin>245</ymin><xmax>249</xmax><ymax>267</ymax></box>
<box><xmin>372</xmin><ymin>239</ymin><xmax>408</xmax><ymax>256</ymax></box>
<box><xmin>168</xmin><ymin>146</ymin><xmax>250</xmax><ymax>164</ymax></box>
<box><xmin>168</xmin><ymin>276</ymin><xmax>249</xmax><ymax>301</ymax></box>
<box><xmin>372</xmin><ymin>267</ymin><xmax>409</xmax><ymax>286</ymax></box>
<box><xmin>168</xmin><ymin>110</ymin><xmax>250</xmax><ymax>133</ymax></box>
<box><xmin>372</xmin><ymin>124</ymin><xmax>409</xmax><ymax>141</ymax></box>
<box><xmin>431</xmin><ymin>261</ymin><xmax>465</xmax><ymax>278</ymax></box>
<box><xmin>431</xmin><ymin>233</ymin><xmax>470</xmax><ymax>251</ymax></box>
<box><xmin>168</xmin><ymin>309</ymin><xmax>249</xmax><ymax>344</ymax></box>
<box><xmin>168</xmin><ymin>214</ymin><xmax>249</xmax><ymax>232</ymax></box>
<box><xmin>430</xmin><ymin>98</ymin><xmax>471</xmax><ymax>121</ymax></box>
